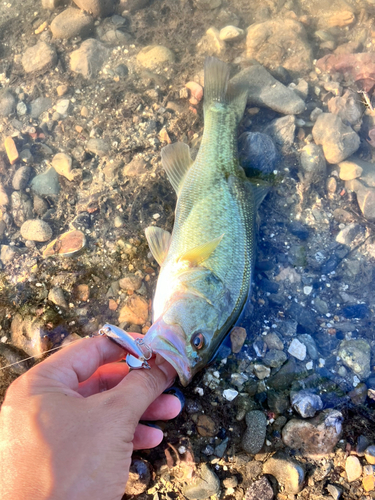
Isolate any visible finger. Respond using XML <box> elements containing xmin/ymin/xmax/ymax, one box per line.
<box><xmin>140</xmin><ymin>394</ymin><xmax>181</xmax><ymax>421</ymax></box>
<box><xmin>77</xmin><ymin>362</ymin><xmax>130</xmax><ymax>397</ymax></box>
<box><xmin>133</xmin><ymin>423</ymin><xmax>164</xmax><ymax>450</ymax></box>
<box><xmin>28</xmin><ymin>336</ymin><xmax>126</xmax><ymax>390</ymax></box>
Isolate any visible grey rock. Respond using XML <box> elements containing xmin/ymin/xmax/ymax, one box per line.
<box><xmin>268</xmin><ymin>358</ymin><xmax>299</xmax><ymax>390</ymax></box>
<box><xmin>264</xmin><ymin>115</ymin><xmax>295</xmax><ymax>149</ymax></box>
<box><xmin>16</xmin><ymin>102</ymin><xmax>27</xmax><ymax>116</ymax></box>
<box><xmin>0</xmin><ymin>221</ymin><xmax>5</xmax><ymax>239</ymax></box>
<box><xmin>244</xmin><ymin>476</ymin><xmax>274</xmax><ymax>500</ymax></box>
<box><xmin>22</xmin><ymin>42</ymin><xmax>57</xmax><ymax>74</ymax></box>
<box><xmin>0</xmin><ymin>343</ymin><xmax>32</xmax><ymax>375</ymax></box>
<box><xmin>312</xmin><ymin>113</ymin><xmax>360</xmax><ymax>164</ymax></box>
<box><xmin>288</xmin><ymin>244</ymin><xmax>306</xmax><ymax>267</ymax></box>
<box><xmin>51</xmin><ymin>8</ymin><xmax>94</xmax><ymax>39</ymax></box>
<box><xmin>72</xmin><ymin>0</ymin><xmax>114</xmax><ymax>18</ymax></box>
<box><xmin>338</xmin><ymin>339</ymin><xmax>371</xmax><ymax>380</ymax></box>
<box><xmin>346</xmin><ymin>180</ymin><xmax>375</xmax><ymax>222</ymax></box>
<box><xmin>263</xmin><ymin>349</ymin><xmax>287</xmax><ymax>368</ymax></box>
<box><xmin>100</xmin><ymin>29</ymin><xmax>132</xmax><ymax>45</ymax></box>
<box><xmin>291</xmin><ymin>390</ymin><xmax>323</xmax><ymax>418</ymax></box>
<box><xmin>282</xmin><ymin>409</ymin><xmax>343</xmax><ymax>457</ymax></box>
<box><xmin>297</xmin><ymin>334</ymin><xmax>319</xmax><ymax>360</ymax></box>
<box><xmin>263</xmin><ymin>451</ymin><xmax>305</xmax><ymax>494</ymax></box>
<box><xmin>299</xmin><ymin>143</ymin><xmax>326</xmax><ymax>188</ymax></box>
<box><xmin>267</xmin><ymin>390</ymin><xmax>290</xmax><ymax>414</ymax></box>
<box><xmin>48</xmin><ymin>286</ymin><xmax>68</xmax><ymax>308</ymax></box>
<box><xmin>55</xmin><ymin>99</ymin><xmax>70</xmax><ymax>116</ymax></box>
<box><xmin>242</xmin><ymin>410</ymin><xmax>267</xmax><ymax>454</ymax></box>
<box><xmin>12</xmin><ymin>166</ymin><xmax>32</xmax><ymax>190</ymax></box>
<box><xmin>19</xmin><ymin>149</ymin><xmax>33</xmax><ymax>164</ymax></box>
<box><xmin>86</xmin><ymin>138</ymin><xmax>110</xmax><ymax>157</ymax></box>
<box><xmin>31</xmin><ymin>167</ymin><xmax>60</xmax><ymax>197</ymax></box>
<box><xmin>328</xmin><ymin>90</ymin><xmax>362</xmax><ymax>125</ymax></box>
<box><xmin>11</xmin><ymin>191</ymin><xmax>33</xmax><ymax>227</ymax></box>
<box><xmin>70</xmin><ymin>39</ymin><xmax>109</xmax><ymax>78</ymax></box>
<box><xmin>30</xmin><ymin>97</ymin><xmax>52</xmax><ymax>118</ymax></box>
<box><xmin>33</xmin><ymin>195</ymin><xmax>49</xmax><ymax>216</ymax></box>
<box><xmin>264</xmin><ymin>332</ymin><xmax>283</xmax><ymax>350</ymax></box>
<box><xmin>0</xmin><ymin>90</ymin><xmax>16</xmax><ymax>117</ymax></box>
<box><xmin>238</xmin><ymin>132</ymin><xmax>278</xmax><ymax>175</ymax></box>
<box><xmin>182</xmin><ymin>463</ymin><xmax>220</xmax><ymax>500</ymax></box>
<box><xmin>232</xmin><ymin>65</ymin><xmax>305</xmax><ymax>114</ymax></box>
<box><xmin>287</xmin><ymin>302</ymin><xmax>316</xmax><ymax>334</ymax></box>
<box><xmin>20</xmin><ymin>219</ymin><xmax>53</xmax><ymax>242</ymax></box>
<box><xmin>0</xmin><ymin>245</ymin><xmax>17</xmax><ymax>264</ymax></box>
<box><xmin>214</xmin><ymin>437</ymin><xmax>228</xmax><ymax>458</ymax></box>
<box><xmin>11</xmin><ymin>314</ymin><xmax>49</xmax><ymax>358</ymax></box>
<box><xmin>327</xmin><ymin>484</ymin><xmax>342</xmax><ymax>500</ymax></box>
<box><xmin>336</xmin><ymin>223</ymin><xmax>364</xmax><ymax>246</ymax></box>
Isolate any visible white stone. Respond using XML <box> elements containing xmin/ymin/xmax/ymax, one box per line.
<box><xmin>219</xmin><ymin>25</ymin><xmax>244</xmax><ymax>41</ymax></box>
<box><xmin>178</xmin><ymin>446</ymin><xmax>186</xmax><ymax>454</ymax></box>
<box><xmin>288</xmin><ymin>339</ymin><xmax>306</xmax><ymax>361</ymax></box>
<box><xmin>55</xmin><ymin>99</ymin><xmax>70</xmax><ymax>116</ymax></box>
<box><xmin>303</xmin><ymin>286</ymin><xmax>312</xmax><ymax>295</ymax></box>
<box><xmin>353</xmin><ymin>375</ymin><xmax>360</xmax><ymax>387</ymax></box>
<box><xmin>306</xmin><ymin>360</ymin><xmax>313</xmax><ymax>370</ymax></box>
<box><xmin>194</xmin><ymin>387</ymin><xmax>204</xmax><ymax>396</ymax></box>
<box><xmin>1</xmin><ymin>336</ymin><xmax>7</xmax><ymax>343</ymax></box>
<box><xmin>223</xmin><ymin>388</ymin><xmax>238</xmax><ymax>401</ymax></box>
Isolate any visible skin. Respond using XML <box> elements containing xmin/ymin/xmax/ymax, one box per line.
<box><xmin>0</xmin><ymin>334</ymin><xmax>179</xmax><ymax>500</ymax></box>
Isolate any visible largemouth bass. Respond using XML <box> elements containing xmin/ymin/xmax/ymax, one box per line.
<box><xmin>143</xmin><ymin>57</ymin><xmax>268</xmax><ymax>386</ymax></box>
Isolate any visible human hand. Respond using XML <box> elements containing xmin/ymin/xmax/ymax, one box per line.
<box><xmin>0</xmin><ymin>334</ymin><xmax>180</xmax><ymax>500</ymax></box>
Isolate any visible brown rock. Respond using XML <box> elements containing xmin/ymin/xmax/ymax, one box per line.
<box><xmin>4</xmin><ymin>136</ymin><xmax>19</xmax><ymax>165</ymax></box>
<box><xmin>230</xmin><ymin>327</ymin><xmax>247</xmax><ymax>353</ymax></box>
<box><xmin>50</xmin><ymin>8</ymin><xmax>94</xmax><ymax>39</ymax></box>
<box><xmin>74</xmin><ymin>284</ymin><xmax>90</xmax><ymax>301</ymax></box>
<box><xmin>327</xmin><ymin>11</ymin><xmax>355</xmax><ymax>27</ymax></box>
<box><xmin>123</xmin><ymin>158</ymin><xmax>147</xmax><ymax>177</ymax></box>
<box><xmin>119</xmin><ymin>274</ymin><xmax>142</xmax><ymax>292</ymax></box>
<box><xmin>339</xmin><ymin>160</ymin><xmax>363</xmax><ymax>180</ymax></box>
<box><xmin>43</xmin><ymin>230</ymin><xmax>86</xmax><ymax>257</ymax></box>
<box><xmin>11</xmin><ymin>314</ymin><xmax>49</xmax><ymax>358</ymax></box>
<box><xmin>196</xmin><ymin>414</ymin><xmax>218</xmax><ymax>437</ymax></box>
<box><xmin>136</xmin><ymin>45</ymin><xmax>175</xmax><ymax>70</ymax></box>
<box><xmin>118</xmin><ymin>295</ymin><xmax>149</xmax><ymax>325</ymax></box>
<box><xmin>72</xmin><ymin>0</ymin><xmax>114</xmax><ymax>18</ymax></box>
<box><xmin>22</xmin><ymin>42</ymin><xmax>57</xmax><ymax>74</ymax></box>
<box><xmin>363</xmin><ymin>475</ymin><xmax>375</xmax><ymax>492</ymax></box>
<box><xmin>263</xmin><ymin>451</ymin><xmax>305</xmax><ymax>494</ymax></box>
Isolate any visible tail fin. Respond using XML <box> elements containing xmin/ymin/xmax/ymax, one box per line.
<box><xmin>204</xmin><ymin>57</ymin><xmax>248</xmax><ymax>124</ymax></box>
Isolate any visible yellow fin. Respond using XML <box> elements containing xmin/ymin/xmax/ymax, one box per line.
<box><xmin>145</xmin><ymin>226</ymin><xmax>172</xmax><ymax>266</ymax></box>
<box><xmin>161</xmin><ymin>142</ymin><xmax>193</xmax><ymax>196</ymax></box>
<box><xmin>178</xmin><ymin>234</ymin><xmax>224</xmax><ymax>266</ymax></box>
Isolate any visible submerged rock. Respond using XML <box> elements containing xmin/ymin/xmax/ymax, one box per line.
<box><xmin>72</xmin><ymin>0</ymin><xmax>114</xmax><ymax>18</ymax></box>
<box><xmin>21</xmin><ymin>42</ymin><xmax>57</xmax><ymax>74</ymax></box>
<box><xmin>136</xmin><ymin>45</ymin><xmax>175</xmax><ymax>70</ymax></box>
<box><xmin>338</xmin><ymin>339</ymin><xmax>371</xmax><ymax>380</ymax></box>
<box><xmin>43</xmin><ymin>230</ymin><xmax>86</xmax><ymax>257</ymax></box>
<box><xmin>50</xmin><ymin>7</ymin><xmax>94</xmax><ymax>39</ymax></box>
<box><xmin>20</xmin><ymin>219</ymin><xmax>52</xmax><ymax>242</ymax></box>
<box><xmin>30</xmin><ymin>167</ymin><xmax>60</xmax><ymax>197</ymax></box>
<box><xmin>328</xmin><ymin>90</ymin><xmax>362</xmax><ymax>126</ymax></box>
<box><xmin>242</xmin><ymin>410</ymin><xmax>267</xmax><ymax>454</ymax></box>
<box><xmin>299</xmin><ymin>143</ymin><xmax>326</xmax><ymax>188</ymax></box>
<box><xmin>264</xmin><ymin>115</ymin><xmax>296</xmax><ymax>150</ymax></box>
<box><xmin>282</xmin><ymin>409</ymin><xmax>343</xmax><ymax>457</ymax></box>
<box><xmin>0</xmin><ymin>343</ymin><xmax>32</xmax><ymax>375</ymax></box>
<box><xmin>70</xmin><ymin>39</ymin><xmax>109</xmax><ymax>78</ymax></box>
<box><xmin>263</xmin><ymin>451</ymin><xmax>305</xmax><ymax>494</ymax></box>
<box><xmin>291</xmin><ymin>390</ymin><xmax>323</xmax><ymax>418</ymax></box>
<box><xmin>11</xmin><ymin>314</ymin><xmax>49</xmax><ymax>358</ymax></box>
<box><xmin>238</xmin><ymin>132</ymin><xmax>278</xmax><ymax>174</ymax></box>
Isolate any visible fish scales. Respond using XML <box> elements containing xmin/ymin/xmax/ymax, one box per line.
<box><xmin>143</xmin><ymin>57</ymin><xmax>267</xmax><ymax>386</ymax></box>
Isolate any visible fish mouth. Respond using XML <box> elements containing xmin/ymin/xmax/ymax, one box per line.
<box><xmin>143</xmin><ymin>319</ymin><xmax>192</xmax><ymax>387</ymax></box>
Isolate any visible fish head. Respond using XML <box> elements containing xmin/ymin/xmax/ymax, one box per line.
<box><xmin>144</xmin><ymin>277</ymin><xmax>231</xmax><ymax>386</ymax></box>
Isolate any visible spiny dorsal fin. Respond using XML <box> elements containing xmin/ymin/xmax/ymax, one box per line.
<box><xmin>145</xmin><ymin>226</ymin><xmax>172</xmax><ymax>266</ymax></box>
<box><xmin>178</xmin><ymin>234</ymin><xmax>224</xmax><ymax>266</ymax></box>
<box><xmin>161</xmin><ymin>142</ymin><xmax>193</xmax><ymax>196</ymax></box>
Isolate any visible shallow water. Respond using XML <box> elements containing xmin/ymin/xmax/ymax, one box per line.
<box><xmin>2</xmin><ymin>0</ymin><xmax>375</xmax><ymax>498</ymax></box>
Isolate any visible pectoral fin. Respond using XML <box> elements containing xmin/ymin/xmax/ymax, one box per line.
<box><xmin>178</xmin><ymin>234</ymin><xmax>224</xmax><ymax>266</ymax></box>
<box><xmin>248</xmin><ymin>179</ymin><xmax>270</xmax><ymax>209</ymax></box>
<box><xmin>161</xmin><ymin>142</ymin><xmax>193</xmax><ymax>196</ymax></box>
<box><xmin>145</xmin><ymin>226</ymin><xmax>172</xmax><ymax>266</ymax></box>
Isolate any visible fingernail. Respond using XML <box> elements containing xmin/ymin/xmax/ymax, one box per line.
<box><xmin>163</xmin><ymin>386</ymin><xmax>185</xmax><ymax>414</ymax></box>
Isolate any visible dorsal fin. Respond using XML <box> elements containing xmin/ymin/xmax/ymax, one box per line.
<box><xmin>161</xmin><ymin>142</ymin><xmax>193</xmax><ymax>195</ymax></box>
<box><xmin>178</xmin><ymin>234</ymin><xmax>224</xmax><ymax>266</ymax></box>
<box><xmin>145</xmin><ymin>226</ymin><xmax>172</xmax><ymax>266</ymax></box>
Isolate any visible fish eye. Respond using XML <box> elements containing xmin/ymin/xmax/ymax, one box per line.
<box><xmin>191</xmin><ymin>332</ymin><xmax>205</xmax><ymax>350</ymax></box>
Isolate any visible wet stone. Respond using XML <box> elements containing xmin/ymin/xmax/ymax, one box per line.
<box><xmin>238</xmin><ymin>132</ymin><xmax>278</xmax><ymax>175</ymax></box>
<box><xmin>119</xmin><ymin>274</ymin><xmax>142</xmax><ymax>292</ymax></box>
<box><xmin>124</xmin><ymin>458</ymin><xmax>152</xmax><ymax>496</ymax></box>
<box><xmin>118</xmin><ymin>295</ymin><xmax>148</xmax><ymax>325</ymax></box>
<box><xmin>299</xmin><ymin>143</ymin><xmax>327</xmax><ymax>188</ymax></box>
<box><xmin>263</xmin><ymin>451</ymin><xmax>305</xmax><ymax>494</ymax></box>
<box><xmin>72</xmin><ymin>0</ymin><xmax>114</xmax><ymax>18</ymax></box>
<box><xmin>345</xmin><ymin>456</ymin><xmax>362</xmax><ymax>483</ymax></box>
<box><xmin>31</xmin><ymin>167</ymin><xmax>60</xmax><ymax>197</ymax></box>
<box><xmin>267</xmin><ymin>390</ymin><xmax>290</xmax><ymax>414</ymax></box>
<box><xmin>365</xmin><ymin>445</ymin><xmax>375</xmax><ymax>465</ymax></box>
<box><xmin>268</xmin><ymin>358</ymin><xmax>299</xmax><ymax>390</ymax></box>
<box><xmin>12</xmin><ymin>166</ymin><xmax>32</xmax><ymax>190</ymax></box>
<box><xmin>48</xmin><ymin>286</ymin><xmax>68</xmax><ymax>308</ymax></box>
<box><xmin>288</xmin><ymin>338</ymin><xmax>306</xmax><ymax>361</ymax></box>
<box><xmin>263</xmin><ymin>349</ymin><xmax>287</xmax><ymax>368</ymax></box>
<box><xmin>0</xmin><ymin>343</ymin><xmax>32</xmax><ymax>375</ymax></box>
<box><xmin>0</xmin><ymin>245</ymin><xmax>17</xmax><ymax>264</ymax></box>
<box><xmin>70</xmin><ymin>39</ymin><xmax>109</xmax><ymax>78</ymax></box>
<box><xmin>244</xmin><ymin>476</ymin><xmax>274</xmax><ymax>500</ymax></box>
<box><xmin>253</xmin><ymin>363</ymin><xmax>271</xmax><ymax>380</ymax></box>
<box><xmin>339</xmin><ymin>160</ymin><xmax>363</xmax><ymax>181</ymax></box>
<box><xmin>291</xmin><ymin>390</ymin><xmax>323</xmax><ymax>418</ymax></box>
<box><xmin>11</xmin><ymin>314</ymin><xmax>49</xmax><ymax>358</ymax></box>
<box><xmin>328</xmin><ymin>90</ymin><xmax>362</xmax><ymax>126</ymax></box>
<box><xmin>327</xmin><ymin>484</ymin><xmax>342</xmax><ymax>500</ymax></box>
<box><xmin>0</xmin><ymin>90</ymin><xmax>16</xmax><ymax>117</ymax></box>
<box><xmin>86</xmin><ymin>138</ymin><xmax>110</xmax><ymax>157</ymax></box>
<box><xmin>242</xmin><ymin>410</ymin><xmax>266</xmax><ymax>454</ymax></box>
<box><xmin>136</xmin><ymin>45</ymin><xmax>175</xmax><ymax>70</ymax></box>
<box><xmin>43</xmin><ymin>230</ymin><xmax>86</xmax><ymax>257</ymax></box>
<box><xmin>287</xmin><ymin>302</ymin><xmax>316</xmax><ymax>334</ymax></box>
<box><xmin>194</xmin><ymin>0</ymin><xmax>222</xmax><ymax>9</ymax></box>
<box><xmin>50</xmin><ymin>7</ymin><xmax>94</xmax><ymax>39</ymax></box>
<box><xmin>30</xmin><ymin>97</ymin><xmax>52</xmax><ymax>118</ymax></box>
<box><xmin>219</xmin><ymin>25</ymin><xmax>243</xmax><ymax>41</ymax></box>
<box><xmin>230</xmin><ymin>326</ymin><xmax>247</xmax><ymax>353</ymax></box>
<box><xmin>282</xmin><ymin>409</ymin><xmax>343</xmax><ymax>457</ymax></box>
<box><xmin>21</xmin><ymin>219</ymin><xmax>52</xmax><ymax>242</ymax></box>
<box><xmin>264</xmin><ymin>332</ymin><xmax>283</xmax><ymax>351</ymax></box>
<box><xmin>196</xmin><ymin>414</ymin><xmax>218</xmax><ymax>437</ymax></box>
<box><xmin>289</xmin><ymin>221</ymin><xmax>309</xmax><ymax>240</ymax></box>
<box><xmin>51</xmin><ymin>153</ymin><xmax>74</xmax><ymax>181</ymax></box>
<box><xmin>342</xmin><ymin>304</ymin><xmax>369</xmax><ymax>319</ymax></box>
<box><xmin>22</xmin><ymin>42</ymin><xmax>57</xmax><ymax>74</ymax></box>
<box><xmin>264</xmin><ymin>115</ymin><xmax>296</xmax><ymax>150</ymax></box>
<box><xmin>182</xmin><ymin>463</ymin><xmax>220</xmax><ymax>500</ymax></box>
<box><xmin>338</xmin><ymin>339</ymin><xmax>371</xmax><ymax>380</ymax></box>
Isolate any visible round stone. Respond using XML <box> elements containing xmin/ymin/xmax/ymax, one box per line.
<box><xmin>21</xmin><ymin>219</ymin><xmax>53</xmax><ymax>242</ymax></box>
<box><xmin>136</xmin><ymin>45</ymin><xmax>175</xmax><ymax>70</ymax></box>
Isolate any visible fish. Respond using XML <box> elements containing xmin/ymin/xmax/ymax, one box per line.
<box><xmin>142</xmin><ymin>57</ymin><xmax>269</xmax><ymax>386</ymax></box>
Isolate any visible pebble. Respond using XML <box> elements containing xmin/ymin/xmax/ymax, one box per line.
<box><xmin>55</xmin><ymin>99</ymin><xmax>70</xmax><ymax>116</ymax></box>
<box><xmin>70</xmin><ymin>39</ymin><xmax>109</xmax><ymax>78</ymax></box>
<box><xmin>30</xmin><ymin>97</ymin><xmax>52</xmax><ymax>118</ymax></box>
<box><xmin>232</xmin><ymin>65</ymin><xmax>305</xmax><ymax>115</ymax></box>
<box><xmin>339</xmin><ymin>160</ymin><xmax>363</xmax><ymax>180</ymax></box>
<box><xmin>0</xmin><ymin>245</ymin><xmax>17</xmax><ymax>264</ymax></box>
<box><xmin>72</xmin><ymin>0</ymin><xmax>114</xmax><ymax>18</ymax></box>
<box><xmin>11</xmin><ymin>314</ymin><xmax>48</xmax><ymax>358</ymax></box>
<box><xmin>118</xmin><ymin>295</ymin><xmax>149</xmax><ymax>325</ymax></box>
<box><xmin>338</xmin><ymin>339</ymin><xmax>371</xmax><ymax>380</ymax></box>
<box><xmin>263</xmin><ymin>451</ymin><xmax>305</xmax><ymax>494</ymax></box>
<box><xmin>242</xmin><ymin>410</ymin><xmax>267</xmax><ymax>454</ymax></box>
<box><xmin>230</xmin><ymin>326</ymin><xmax>247</xmax><ymax>353</ymax></box>
<box><xmin>264</xmin><ymin>115</ymin><xmax>296</xmax><ymax>149</ymax></box>
<box><xmin>11</xmin><ymin>191</ymin><xmax>33</xmax><ymax>227</ymax></box>
<box><xmin>182</xmin><ymin>463</ymin><xmax>220</xmax><ymax>500</ymax></box>
<box><xmin>246</xmin><ymin>19</ymin><xmax>313</xmax><ymax>73</ymax></box>
<box><xmin>297</xmin><ymin>334</ymin><xmax>319</xmax><ymax>360</ymax></box>
<box><xmin>48</xmin><ymin>286</ymin><xmax>68</xmax><ymax>308</ymax></box>
<box><xmin>291</xmin><ymin>390</ymin><xmax>323</xmax><ymax>418</ymax></box>
<box><xmin>31</xmin><ymin>167</ymin><xmax>61</xmax><ymax>197</ymax></box>
<box><xmin>363</xmin><ymin>475</ymin><xmax>375</xmax><ymax>492</ymax></box>
<box><xmin>21</xmin><ymin>42</ymin><xmax>57</xmax><ymax>74</ymax></box>
<box><xmin>264</xmin><ymin>332</ymin><xmax>283</xmax><ymax>350</ymax></box>
<box><xmin>198</xmin><ymin>27</ymin><xmax>226</xmax><ymax>56</ymax></box>
<box><xmin>56</xmin><ymin>84</ymin><xmax>68</xmax><ymax>96</ymax></box>
<box><xmin>43</xmin><ymin>230</ymin><xmax>86</xmax><ymax>257</ymax></box>
<box><xmin>282</xmin><ymin>409</ymin><xmax>343</xmax><ymax>457</ymax></box>
<box><xmin>299</xmin><ymin>143</ymin><xmax>326</xmax><ymax>187</ymax></box>
<box><xmin>253</xmin><ymin>363</ymin><xmax>271</xmax><ymax>379</ymax></box>
<box><xmin>288</xmin><ymin>221</ymin><xmax>309</xmax><ymax>240</ymax></box>
<box><xmin>223</xmin><ymin>388</ymin><xmax>238</xmax><ymax>401</ymax></box>
<box><xmin>0</xmin><ymin>90</ymin><xmax>16</xmax><ymax>117</ymax></box>
<box><xmin>51</xmin><ymin>153</ymin><xmax>74</xmax><ymax>181</ymax></box>
<box><xmin>263</xmin><ymin>349</ymin><xmax>287</xmax><ymax>368</ymax></box>
<box><xmin>75</xmin><ymin>284</ymin><xmax>90</xmax><ymax>302</ymax></box>
<box><xmin>100</xmin><ymin>29</ymin><xmax>132</xmax><ymax>45</ymax></box>
<box><xmin>328</xmin><ymin>90</ymin><xmax>362</xmax><ymax>126</ymax></box>
<box><xmin>365</xmin><ymin>445</ymin><xmax>375</xmax><ymax>464</ymax></box>
<box><xmin>16</xmin><ymin>102</ymin><xmax>27</xmax><ymax>116</ymax></box>
<box><xmin>12</xmin><ymin>166</ymin><xmax>32</xmax><ymax>190</ymax></box>
<box><xmin>4</xmin><ymin>136</ymin><xmax>19</xmax><ymax>165</ymax></box>
<box><xmin>327</xmin><ymin>484</ymin><xmax>342</xmax><ymax>500</ymax></box>
<box><xmin>345</xmin><ymin>456</ymin><xmax>362</xmax><ymax>482</ymax></box>
<box><xmin>336</xmin><ymin>223</ymin><xmax>363</xmax><ymax>246</ymax></box>
<box><xmin>20</xmin><ymin>219</ymin><xmax>52</xmax><ymax>242</ymax></box>
<box><xmin>136</xmin><ymin>45</ymin><xmax>175</xmax><ymax>70</ymax></box>
<box><xmin>312</xmin><ymin>113</ymin><xmax>360</xmax><ymax>164</ymax></box>
<box><xmin>0</xmin><ymin>343</ymin><xmax>32</xmax><ymax>375</ymax></box>
<box><xmin>287</xmin><ymin>302</ymin><xmax>316</xmax><ymax>334</ymax></box>
<box><xmin>86</xmin><ymin>138</ymin><xmax>110</xmax><ymax>157</ymax></box>
<box><xmin>196</xmin><ymin>414</ymin><xmax>218</xmax><ymax>437</ymax></box>
<box><xmin>124</xmin><ymin>458</ymin><xmax>152</xmax><ymax>496</ymax></box>
<box><xmin>214</xmin><ymin>437</ymin><xmax>228</xmax><ymax>458</ymax></box>
<box><xmin>185</xmin><ymin>81</ymin><xmax>203</xmax><ymax>106</ymax></box>
<box><xmin>119</xmin><ymin>274</ymin><xmax>142</xmax><ymax>292</ymax></box>
<box><xmin>244</xmin><ymin>476</ymin><xmax>274</xmax><ymax>500</ymax></box>
<box><xmin>238</xmin><ymin>132</ymin><xmax>278</xmax><ymax>175</ymax></box>
<box><xmin>219</xmin><ymin>25</ymin><xmax>244</xmax><ymax>41</ymax></box>
<box><xmin>50</xmin><ymin>7</ymin><xmax>94</xmax><ymax>39</ymax></box>
<box><xmin>288</xmin><ymin>338</ymin><xmax>306</xmax><ymax>361</ymax></box>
